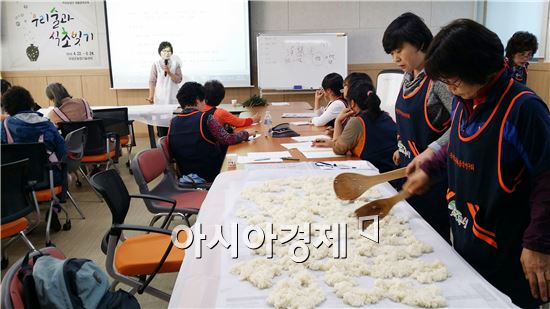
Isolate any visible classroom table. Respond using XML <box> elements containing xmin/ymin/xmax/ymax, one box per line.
<box><xmin>223</xmin><ymin>101</ymin><xmax>355</xmax><ymax>171</ymax></box>
<box><xmin>168</xmin><ymin>166</ymin><xmax>515</xmax><ymax>308</ymax></box>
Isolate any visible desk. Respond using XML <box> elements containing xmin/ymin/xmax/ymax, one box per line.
<box><xmin>224</xmin><ymin>102</ymin><xmax>354</xmax><ymax>170</ymax></box>
<box><xmin>168</xmin><ymin>167</ymin><xmax>514</xmax><ymax>308</ymax></box>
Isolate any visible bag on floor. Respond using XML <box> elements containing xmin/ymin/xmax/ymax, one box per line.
<box><xmin>32</xmin><ymin>256</ymin><xmax>140</xmax><ymax>309</ymax></box>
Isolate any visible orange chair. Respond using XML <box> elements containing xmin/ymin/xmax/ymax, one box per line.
<box><xmin>1</xmin><ymin>159</ymin><xmax>37</xmax><ymax>269</ymax></box>
<box><xmin>1</xmin><ymin>143</ymin><xmax>74</xmax><ymax>246</ymax></box>
<box><xmin>90</xmin><ymin>169</ymin><xmax>186</xmax><ymax>301</ymax></box>
<box><xmin>92</xmin><ymin>107</ymin><xmax>136</xmax><ymax>172</ymax></box>
<box><xmin>131</xmin><ymin>148</ymin><xmax>208</xmax><ymax>226</ymax></box>
<box><xmin>59</xmin><ymin>119</ymin><xmax>120</xmax><ymax>199</ymax></box>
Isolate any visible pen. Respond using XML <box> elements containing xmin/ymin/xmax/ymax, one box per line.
<box><xmin>281</xmin><ymin>157</ymin><xmax>299</xmax><ymax>161</ymax></box>
<box><xmin>253</xmin><ymin>158</ymin><xmax>270</xmax><ymax>161</ymax></box>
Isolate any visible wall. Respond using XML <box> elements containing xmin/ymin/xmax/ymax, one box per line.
<box><xmin>3</xmin><ymin>1</ymin><xmax>550</xmax><ymax>136</ymax></box>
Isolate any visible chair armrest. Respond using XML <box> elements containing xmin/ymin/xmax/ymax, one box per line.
<box><xmin>129</xmin><ymin>194</ymin><xmax>176</xmax><ymax>205</ymax></box>
<box><xmin>129</xmin><ymin>194</ymin><xmax>177</xmax><ymax>229</ymax></box>
<box><xmin>109</xmin><ymin>223</ymin><xmax>173</xmax><ymax>236</ymax></box>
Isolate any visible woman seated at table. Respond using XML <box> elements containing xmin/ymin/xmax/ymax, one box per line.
<box><xmin>313</xmin><ymin>79</ymin><xmax>398</xmax><ymax>173</ymax></box>
<box><xmin>46</xmin><ymin>82</ymin><xmax>93</xmax><ymax>126</ymax></box>
<box><xmin>203</xmin><ymin>80</ymin><xmax>260</xmax><ymax>127</ymax></box>
<box><xmin>168</xmin><ymin>82</ymin><xmax>252</xmax><ymax>182</ymax></box>
<box><xmin>1</xmin><ymin>86</ymin><xmax>66</xmax><ymax>181</ymax></box>
<box><xmin>311</xmin><ymin>73</ymin><xmax>347</xmax><ymax>127</ymax></box>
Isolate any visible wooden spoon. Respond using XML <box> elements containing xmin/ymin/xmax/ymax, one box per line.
<box><xmin>333</xmin><ymin>167</ymin><xmax>407</xmax><ymax>200</ymax></box>
<box><xmin>354</xmin><ymin>190</ymin><xmax>411</xmax><ymax>220</ymax></box>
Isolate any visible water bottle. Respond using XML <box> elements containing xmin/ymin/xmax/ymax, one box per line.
<box><xmin>263</xmin><ymin>111</ymin><xmax>273</xmax><ymax>136</ymax></box>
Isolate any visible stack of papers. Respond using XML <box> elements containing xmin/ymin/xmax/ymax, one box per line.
<box><xmin>237</xmin><ymin>151</ymin><xmax>291</xmax><ymax>164</ymax></box>
<box><xmin>289</xmin><ymin>121</ymin><xmax>310</xmax><ymax>126</ymax></box>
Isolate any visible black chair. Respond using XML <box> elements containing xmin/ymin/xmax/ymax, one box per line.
<box><xmin>93</xmin><ymin>107</ymin><xmax>136</xmax><ymax>171</ymax></box>
<box><xmin>1</xmin><ymin>143</ymin><xmax>73</xmax><ymax>246</ymax></box>
<box><xmin>1</xmin><ymin>159</ymin><xmax>37</xmax><ymax>269</ymax></box>
<box><xmin>63</xmin><ymin>127</ymin><xmax>88</xmax><ymax>219</ymax></box>
<box><xmin>90</xmin><ymin>169</ymin><xmax>184</xmax><ymax>301</ymax></box>
<box><xmin>58</xmin><ymin>119</ymin><xmax>120</xmax><ymax>195</ymax></box>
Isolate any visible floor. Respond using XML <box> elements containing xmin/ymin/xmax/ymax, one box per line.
<box><xmin>1</xmin><ymin>137</ymin><xmax>188</xmax><ymax>309</ymax></box>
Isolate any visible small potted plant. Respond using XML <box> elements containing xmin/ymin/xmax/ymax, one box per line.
<box><xmin>241</xmin><ymin>94</ymin><xmax>267</xmax><ymax>107</ymax></box>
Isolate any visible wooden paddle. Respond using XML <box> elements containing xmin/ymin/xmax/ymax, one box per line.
<box><xmin>333</xmin><ymin>167</ymin><xmax>407</xmax><ymax>200</ymax></box>
<box><xmin>355</xmin><ymin>190</ymin><xmax>412</xmax><ymax>219</ymax></box>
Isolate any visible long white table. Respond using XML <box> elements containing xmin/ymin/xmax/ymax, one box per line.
<box><xmin>168</xmin><ymin>164</ymin><xmax>515</xmax><ymax>308</ymax></box>
<box><xmin>39</xmin><ymin>103</ymin><xmax>246</xmax><ymax>148</ymax></box>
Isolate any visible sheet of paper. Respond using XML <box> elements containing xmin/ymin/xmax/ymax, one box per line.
<box><xmin>237</xmin><ymin>157</ymin><xmax>284</xmax><ymax>164</ymax></box>
<box><xmin>271</xmin><ymin>102</ymin><xmax>290</xmax><ymax>106</ymax></box>
<box><xmin>246</xmin><ymin>151</ymin><xmax>290</xmax><ymax>159</ymax></box>
<box><xmin>289</xmin><ymin>121</ymin><xmax>310</xmax><ymax>126</ymax></box>
<box><xmin>281</xmin><ymin>112</ymin><xmax>317</xmax><ymax>118</ymax></box>
<box><xmin>280</xmin><ymin>142</ymin><xmax>330</xmax><ymax>152</ymax></box>
<box><xmin>301</xmin><ymin>150</ymin><xmax>346</xmax><ymax>159</ymax></box>
<box><xmin>291</xmin><ymin>135</ymin><xmax>330</xmax><ymax>142</ymax></box>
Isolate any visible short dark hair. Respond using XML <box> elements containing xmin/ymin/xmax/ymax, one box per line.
<box><xmin>204</xmin><ymin>80</ymin><xmax>226</xmax><ymax>107</ymax></box>
<box><xmin>45</xmin><ymin>82</ymin><xmax>71</xmax><ymax>107</ymax></box>
<box><xmin>425</xmin><ymin>19</ymin><xmax>504</xmax><ymax>85</ymax></box>
<box><xmin>344</xmin><ymin>72</ymin><xmax>373</xmax><ymax>87</ymax></box>
<box><xmin>1</xmin><ymin>79</ymin><xmax>11</xmax><ymax>95</ymax></box>
<box><xmin>347</xmin><ymin>80</ymin><xmax>382</xmax><ymax>120</ymax></box>
<box><xmin>321</xmin><ymin>73</ymin><xmax>344</xmax><ymax>95</ymax></box>
<box><xmin>1</xmin><ymin>86</ymin><xmax>36</xmax><ymax>116</ymax></box>
<box><xmin>158</xmin><ymin>41</ymin><xmax>173</xmax><ymax>55</ymax></box>
<box><xmin>383</xmin><ymin>12</ymin><xmax>432</xmax><ymax>54</ymax></box>
<box><xmin>176</xmin><ymin>82</ymin><xmax>205</xmax><ymax>108</ymax></box>
<box><xmin>505</xmin><ymin>31</ymin><xmax>538</xmax><ymax>59</ymax></box>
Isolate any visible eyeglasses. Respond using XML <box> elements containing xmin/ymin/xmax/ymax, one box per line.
<box><xmin>441</xmin><ymin>78</ymin><xmax>462</xmax><ymax>88</ymax></box>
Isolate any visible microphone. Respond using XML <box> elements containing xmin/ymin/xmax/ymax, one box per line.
<box><xmin>164</xmin><ymin>59</ymin><xmax>168</xmax><ymax>77</ymax></box>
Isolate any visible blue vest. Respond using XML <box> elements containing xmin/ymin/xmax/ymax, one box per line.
<box><xmin>353</xmin><ymin>111</ymin><xmax>397</xmax><ymax>173</ymax></box>
<box><xmin>168</xmin><ymin>109</ymin><xmax>224</xmax><ymax>182</ymax></box>
<box><xmin>447</xmin><ymin>75</ymin><xmax>544</xmax><ymax>308</ymax></box>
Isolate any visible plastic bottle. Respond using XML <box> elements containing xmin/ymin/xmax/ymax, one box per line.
<box><xmin>263</xmin><ymin>111</ymin><xmax>273</xmax><ymax>136</ymax></box>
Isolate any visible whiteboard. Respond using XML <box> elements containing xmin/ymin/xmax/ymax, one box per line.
<box><xmin>257</xmin><ymin>33</ymin><xmax>348</xmax><ymax>90</ymax></box>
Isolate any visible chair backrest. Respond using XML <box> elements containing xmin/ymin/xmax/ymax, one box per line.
<box><xmin>157</xmin><ymin>136</ymin><xmax>172</xmax><ymax>163</ymax></box>
<box><xmin>1</xmin><ymin>159</ymin><xmax>34</xmax><ymax>225</ymax></box>
<box><xmin>90</xmin><ymin>169</ymin><xmax>130</xmax><ymax>225</ymax></box>
<box><xmin>63</xmin><ymin>127</ymin><xmax>88</xmax><ymax>173</ymax></box>
<box><xmin>58</xmin><ymin>120</ymin><xmax>106</xmax><ymax>156</ymax></box>
<box><xmin>132</xmin><ymin>148</ymin><xmax>167</xmax><ymax>186</ymax></box>
<box><xmin>92</xmin><ymin>108</ymin><xmax>130</xmax><ymax>137</ymax></box>
<box><xmin>376</xmin><ymin>69</ymin><xmax>404</xmax><ymax>121</ymax></box>
<box><xmin>1</xmin><ymin>143</ymin><xmax>49</xmax><ymax>185</ymax></box>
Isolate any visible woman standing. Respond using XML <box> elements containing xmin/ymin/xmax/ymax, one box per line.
<box><xmin>147</xmin><ymin>41</ymin><xmax>183</xmax><ymax>136</ymax></box>
<box><xmin>406</xmin><ymin>19</ymin><xmax>550</xmax><ymax>308</ymax></box>
<box><xmin>382</xmin><ymin>12</ymin><xmax>453</xmax><ymax>242</ymax></box>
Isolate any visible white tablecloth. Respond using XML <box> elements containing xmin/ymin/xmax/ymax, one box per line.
<box><xmin>168</xmin><ymin>165</ymin><xmax>515</xmax><ymax>308</ymax></box>
<box><xmin>38</xmin><ymin>104</ymin><xmax>246</xmax><ymax>127</ymax></box>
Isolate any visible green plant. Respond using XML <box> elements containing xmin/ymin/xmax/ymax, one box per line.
<box><xmin>241</xmin><ymin>94</ymin><xmax>267</xmax><ymax>107</ymax></box>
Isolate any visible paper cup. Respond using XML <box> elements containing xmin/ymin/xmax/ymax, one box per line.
<box><xmin>227</xmin><ymin>154</ymin><xmax>238</xmax><ymax>169</ymax></box>
<box><xmin>231</xmin><ymin>99</ymin><xmax>237</xmax><ymax>106</ymax></box>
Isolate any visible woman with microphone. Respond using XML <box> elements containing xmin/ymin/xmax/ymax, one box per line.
<box><xmin>146</xmin><ymin>41</ymin><xmax>183</xmax><ymax>136</ymax></box>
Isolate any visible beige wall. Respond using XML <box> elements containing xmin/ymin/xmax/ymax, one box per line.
<box><xmin>4</xmin><ymin>62</ymin><xmax>549</xmax><ymax>136</ymax></box>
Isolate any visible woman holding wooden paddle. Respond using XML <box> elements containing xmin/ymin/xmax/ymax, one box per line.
<box><xmin>404</xmin><ymin>19</ymin><xmax>550</xmax><ymax>308</ymax></box>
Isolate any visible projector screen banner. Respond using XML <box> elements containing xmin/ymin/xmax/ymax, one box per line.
<box><xmin>104</xmin><ymin>0</ymin><xmax>251</xmax><ymax>89</ymax></box>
